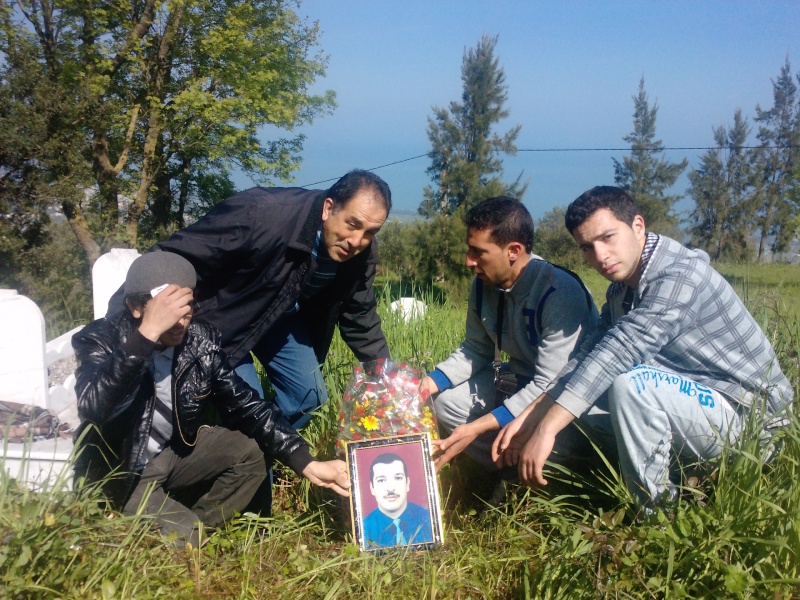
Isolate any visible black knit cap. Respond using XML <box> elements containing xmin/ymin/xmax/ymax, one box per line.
<box><xmin>124</xmin><ymin>252</ymin><xmax>197</xmax><ymax>296</ymax></box>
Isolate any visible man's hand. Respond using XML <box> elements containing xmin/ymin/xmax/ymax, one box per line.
<box><xmin>491</xmin><ymin>393</ymin><xmax>550</xmax><ymax>468</ymax></box>
<box><xmin>516</xmin><ymin>399</ymin><xmax>575</xmax><ymax>488</ymax></box>
<box><xmin>302</xmin><ymin>459</ymin><xmax>351</xmax><ymax>497</ymax></box>
<box><xmin>418</xmin><ymin>375</ymin><xmax>439</xmax><ymax>399</ymax></box>
<box><xmin>431</xmin><ymin>413</ymin><xmax>499</xmax><ymax>471</ymax></box>
<box><xmin>137</xmin><ymin>284</ymin><xmax>194</xmax><ymax>342</ymax></box>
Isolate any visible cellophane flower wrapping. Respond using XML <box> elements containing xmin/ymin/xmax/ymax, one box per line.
<box><xmin>336</xmin><ymin>359</ymin><xmax>438</xmax><ymax>456</ymax></box>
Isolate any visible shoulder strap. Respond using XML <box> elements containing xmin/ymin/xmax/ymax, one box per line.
<box><xmin>475</xmin><ymin>277</ymin><xmax>484</xmax><ymax>316</ymax></box>
<box><xmin>551</xmin><ymin>263</ymin><xmax>594</xmax><ymax>312</ymax></box>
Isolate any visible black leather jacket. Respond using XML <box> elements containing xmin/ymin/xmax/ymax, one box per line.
<box><xmin>72</xmin><ymin>312</ymin><xmax>312</xmax><ymax>507</ymax></box>
<box><xmin>151</xmin><ymin>187</ymin><xmax>390</xmax><ymax>367</ymax></box>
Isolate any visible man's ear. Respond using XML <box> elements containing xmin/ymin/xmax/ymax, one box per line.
<box><xmin>321</xmin><ymin>197</ymin><xmax>334</xmax><ymax>222</ymax></box>
<box><xmin>631</xmin><ymin>214</ymin><xmax>646</xmax><ymax>240</ymax></box>
<box><xmin>125</xmin><ymin>299</ymin><xmax>143</xmax><ymax>320</ymax></box>
<box><xmin>506</xmin><ymin>241</ymin><xmax>525</xmax><ymax>262</ymax></box>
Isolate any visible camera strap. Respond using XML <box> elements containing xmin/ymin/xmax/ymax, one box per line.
<box><xmin>493</xmin><ymin>291</ymin><xmax>505</xmax><ymax>385</ymax></box>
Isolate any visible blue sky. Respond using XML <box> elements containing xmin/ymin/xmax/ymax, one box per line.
<box><xmin>242</xmin><ymin>1</ymin><xmax>800</xmax><ymax>221</ymax></box>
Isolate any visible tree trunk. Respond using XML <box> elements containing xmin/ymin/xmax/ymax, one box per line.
<box><xmin>61</xmin><ymin>199</ymin><xmax>102</xmax><ymax>265</ymax></box>
<box><xmin>177</xmin><ymin>157</ymin><xmax>191</xmax><ymax>228</ymax></box>
<box><xmin>757</xmin><ymin>195</ymin><xmax>774</xmax><ymax>262</ymax></box>
<box><xmin>125</xmin><ymin>5</ymin><xmax>181</xmax><ymax>246</ymax></box>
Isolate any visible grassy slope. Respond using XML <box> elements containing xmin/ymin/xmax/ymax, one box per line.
<box><xmin>1</xmin><ymin>266</ymin><xmax>799</xmax><ymax>598</ymax></box>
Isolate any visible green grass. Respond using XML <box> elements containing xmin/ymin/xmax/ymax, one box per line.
<box><xmin>2</xmin><ymin>269</ymin><xmax>800</xmax><ymax>598</ymax></box>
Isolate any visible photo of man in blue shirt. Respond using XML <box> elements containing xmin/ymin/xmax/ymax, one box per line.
<box><xmin>361</xmin><ymin>452</ymin><xmax>433</xmax><ymax>548</ymax></box>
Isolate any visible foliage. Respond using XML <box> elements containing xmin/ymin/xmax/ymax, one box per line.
<box><xmin>377</xmin><ymin>215</ymin><xmax>472</xmax><ymax>303</ymax></box>
<box><xmin>0</xmin><ymin>0</ymin><xmax>334</xmax><ymax>260</ymax></box>
<box><xmin>533</xmin><ymin>206</ymin><xmax>584</xmax><ymax>271</ymax></box>
<box><xmin>0</xmin><ymin>219</ymin><xmax>92</xmax><ymax>338</ymax></box>
<box><xmin>0</xmin><ymin>449</ymin><xmax>187</xmax><ymax>597</ymax></box>
<box><xmin>613</xmin><ymin>78</ymin><xmax>688</xmax><ymax>237</ymax></box>
<box><xmin>751</xmin><ymin>58</ymin><xmax>800</xmax><ymax>260</ymax></box>
<box><xmin>687</xmin><ymin>109</ymin><xmax>753</xmax><ymax>261</ymax></box>
<box><xmin>419</xmin><ymin>34</ymin><xmax>526</xmax><ymax>217</ymax></box>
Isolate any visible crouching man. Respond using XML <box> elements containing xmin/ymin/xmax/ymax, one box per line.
<box><xmin>72</xmin><ymin>252</ymin><xmax>349</xmax><ymax>547</ymax></box>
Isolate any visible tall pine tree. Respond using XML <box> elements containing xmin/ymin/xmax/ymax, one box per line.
<box><xmin>688</xmin><ymin>110</ymin><xmax>752</xmax><ymax>261</ymax></box>
<box><xmin>613</xmin><ymin>78</ymin><xmax>687</xmax><ymax>236</ymax></box>
<box><xmin>751</xmin><ymin>59</ymin><xmax>800</xmax><ymax>260</ymax></box>
<box><xmin>419</xmin><ymin>35</ymin><xmax>525</xmax><ymax>217</ymax></box>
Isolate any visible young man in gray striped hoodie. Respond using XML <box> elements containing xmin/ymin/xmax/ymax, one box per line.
<box><xmin>493</xmin><ymin>186</ymin><xmax>793</xmax><ymax>506</ymax></box>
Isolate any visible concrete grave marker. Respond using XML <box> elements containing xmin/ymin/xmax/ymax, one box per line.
<box><xmin>92</xmin><ymin>248</ymin><xmax>140</xmax><ymax>319</ymax></box>
<box><xmin>0</xmin><ymin>290</ymin><xmax>48</xmax><ymax>408</ymax></box>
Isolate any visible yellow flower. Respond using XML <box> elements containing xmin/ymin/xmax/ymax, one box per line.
<box><xmin>360</xmin><ymin>416</ymin><xmax>380</xmax><ymax>431</ymax></box>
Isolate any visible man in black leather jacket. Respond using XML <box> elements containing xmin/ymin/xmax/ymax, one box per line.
<box><xmin>74</xmin><ymin>253</ymin><xmax>349</xmax><ymax>547</ymax></box>
<box><xmin>110</xmin><ymin>169</ymin><xmax>393</xmax><ymax>429</ymax></box>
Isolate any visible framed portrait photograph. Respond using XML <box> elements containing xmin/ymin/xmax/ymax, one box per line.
<box><xmin>346</xmin><ymin>433</ymin><xmax>444</xmax><ymax>552</ymax></box>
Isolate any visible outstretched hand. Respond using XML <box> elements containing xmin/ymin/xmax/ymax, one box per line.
<box><xmin>490</xmin><ymin>395</ymin><xmax>549</xmax><ymax>468</ymax></box>
<box><xmin>492</xmin><ymin>396</ymin><xmax>576</xmax><ymax>489</ymax></box>
<box><xmin>431</xmin><ymin>424</ymin><xmax>479</xmax><ymax>471</ymax></box>
<box><xmin>302</xmin><ymin>459</ymin><xmax>351</xmax><ymax>497</ymax></box>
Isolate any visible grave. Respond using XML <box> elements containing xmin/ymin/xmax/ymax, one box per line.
<box><xmin>389</xmin><ymin>297</ymin><xmax>427</xmax><ymax>322</ymax></box>
<box><xmin>1</xmin><ymin>248</ymin><xmax>139</xmax><ymax>490</ymax></box>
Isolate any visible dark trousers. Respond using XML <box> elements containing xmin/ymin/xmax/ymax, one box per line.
<box><xmin>123</xmin><ymin>426</ymin><xmax>267</xmax><ymax>547</ymax></box>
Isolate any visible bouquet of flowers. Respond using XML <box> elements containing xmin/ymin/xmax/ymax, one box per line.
<box><xmin>336</xmin><ymin>359</ymin><xmax>438</xmax><ymax>455</ymax></box>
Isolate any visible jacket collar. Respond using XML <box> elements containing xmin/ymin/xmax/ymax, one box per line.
<box><xmin>289</xmin><ymin>192</ymin><xmax>327</xmax><ymax>253</ymax></box>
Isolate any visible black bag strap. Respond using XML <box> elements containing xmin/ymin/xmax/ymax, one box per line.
<box><xmin>493</xmin><ymin>291</ymin><xmax>505</xmax><ymax>383</ymax></box>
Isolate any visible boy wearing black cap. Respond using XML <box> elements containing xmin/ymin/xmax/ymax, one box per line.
<box><xmin>73</xmin><ymin>253</ymin><xmax>349</xmax><ymax>547</ymax></box>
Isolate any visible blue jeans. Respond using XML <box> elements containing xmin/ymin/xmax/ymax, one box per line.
<box><xmin>234</xmin><ymin>312</ymin><xmax>328</xmax><ymax>429</ymax></box>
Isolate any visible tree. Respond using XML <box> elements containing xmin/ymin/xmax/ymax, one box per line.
<box><xmin>688</xmin><ymin>110</ymin><xmax>753</xmax><ymax>261</ymax></box>
<box><xmin>613</xmin><ymin>78</ymin><xmax>688</xmax><ymax>236</ymax></box>
<box><xmin>0</xmin><ymin>0</ymin><xmax>334</xmax><ymax>261</ymax></box>
<box><xmin>751</xmin><ymin>59</ymin><xmax>800</xmax><ymax>260</ymax></box>
<box><xmin>419</xmin><ymin>34</ymin><xmax>525</xmax><ymax>217</ymax></box>
<box><xmin>533</xmin><ymin>207</ymin><xmax>583</xmax><ymax>271</ymax></box>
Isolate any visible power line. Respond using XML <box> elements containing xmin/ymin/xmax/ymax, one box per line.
<box><xmin>299</xmin><ymin>145</ymin><xmax>799</xmax><ymax>187</ymax></box>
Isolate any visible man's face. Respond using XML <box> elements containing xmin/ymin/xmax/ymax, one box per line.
<box><xmin>155</xmin><ymin>309</ymin><xmax>192</xmax><ymax>347</ymax></box>
<box><xmin>369</xmin><ymin>460</ymin><xmax>409</xmax><ymax>519</ymax></box>
<box><xmin>321</xmin><ymin>189</ymin><xmax>387</xmax><ymax>263</ymax></box>
<box><xmin>465</xmin><ymin>227</ymin><xmax>515</xmax><ymax>288</ymax></box>
<box><xmin>571</xmin><ymin>208</ymin><xmax>647</xmax><ymax>288</ymax></box>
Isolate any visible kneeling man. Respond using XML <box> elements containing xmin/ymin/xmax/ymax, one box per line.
<box><xmin>73</xmin><ymin>252</ymin><xmax>349</xmax><ymax>547</ymax></box>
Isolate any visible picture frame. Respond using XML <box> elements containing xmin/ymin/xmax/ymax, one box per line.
<box><xmin>345</xmin><ymin>432</ymin><xmax>444</xmax><ymax>552</ymax></box>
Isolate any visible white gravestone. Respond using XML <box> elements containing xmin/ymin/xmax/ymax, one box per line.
<box><xmin>92</xmin><ymin>248</ymin><xmax>140</xmax><ymax>319</ymax></box>
<box><xmin>0</xmin><ymin>290</ymin><xmax>48</xmax><ymax>408</ymax></box>
<box><xmin>389</xmin><ymin>297</ymin><xmax>427</xmax><ymax>323</ymax></box>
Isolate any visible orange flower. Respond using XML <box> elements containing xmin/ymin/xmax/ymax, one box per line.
<box><xmin>360</xmin><ymin>415</ymin><xmax>380</xmax><ymax>431</ymax></box>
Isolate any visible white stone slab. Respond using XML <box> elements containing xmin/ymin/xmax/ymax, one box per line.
<box><xmin>2</xmin><ymin>437</ymin><xmax>74</xmax><ymax>491</ymax></box>
<box><xmin>389</xmin><ymin>297</ymin><xmax>427</xmax><ymax>322</ymax></box>
<box><xmin>0</xmin><ymin>290</ymin><xmax>48</xmax><ymax>408</ymax></box>
<box><xmin>92</xmin><ymin>248</ymin><xmax>140</xmax><ymax>319</ymax></box>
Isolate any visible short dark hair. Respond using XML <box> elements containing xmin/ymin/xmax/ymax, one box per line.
<box><xmin>565</xmin><ymin>186</ymin><xmax>640</xmax><ymax>233</ymax></box>
<box><xmin>124</xmin><ymin>293</ymin><xmax>151</xmax><ymax>314</ymax></box>
<box><xmin>370</xmin><ymin>452</ymin><xmax>407</xmax><ymax>482</ymax></box>
<box><xmin>327</xmin><ymin>169</ymin><xmax>392</xmax><ymax>215</ymax></box>
<box><xmin>465</xmin><ymin>196</ymin><xmax>534</xmax><ymax>253</ymax></box>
